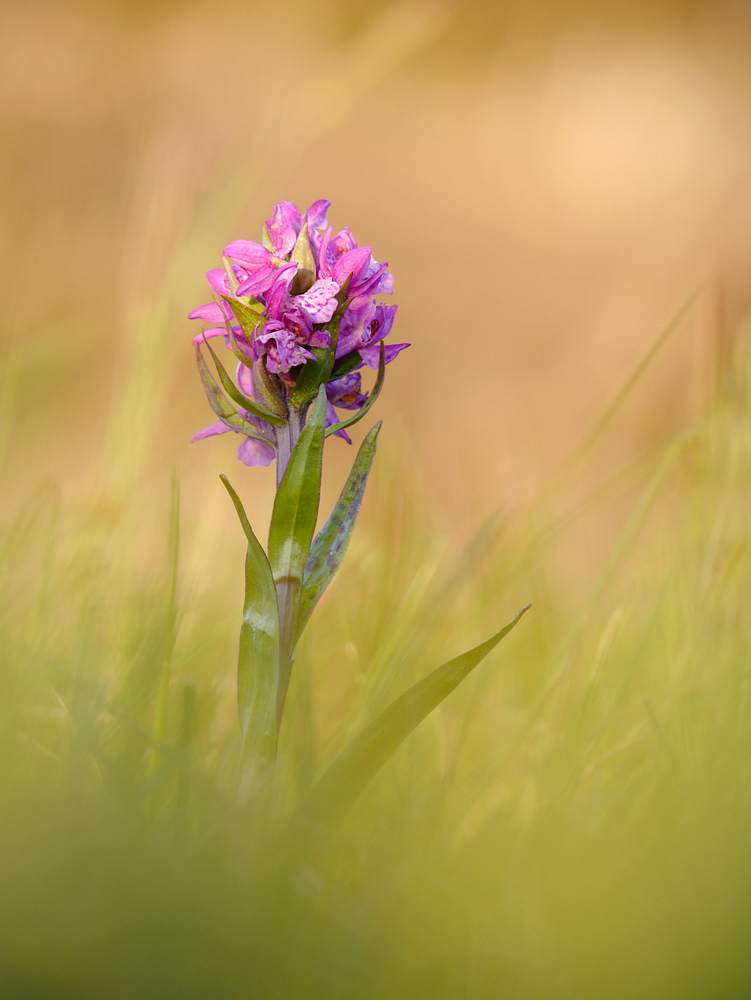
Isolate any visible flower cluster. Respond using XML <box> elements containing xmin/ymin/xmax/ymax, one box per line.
<box><xmin>190</xmin><ymin>199</ymin><xmax>407</xmax><ymax>466</ymax></box>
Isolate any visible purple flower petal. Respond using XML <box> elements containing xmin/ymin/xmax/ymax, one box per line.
<box><xmin>265</xmin><ymin>264</ymin><xmax>298</xmax><ymax>318</ymax></box>
<box><xmin>192</xmin><ymin>421</ymin><xmax>231</xmax><ymax>442</ymax></box>
<box><xmin>326</xmin><ymin>372</ymin><xmax>367</xmax><ymax>409</ymax></box>
<box><xmin>237</xmin><ymin>437</ymin><xmax>275</xmax><ymax>467</ymax></box>
<box><xmin>191</xmin><ymin>326</ymin><xmax>231</xmax><ymax>346</ymax></box>
<box><xmin>329</xmin><ymin>227</ymin><xmax>357</xmax><ymax>257</ymax></box>
<box><xmin>236</xmin><ymin>264</ymin><xmax>278</xmax><ymax>297</ymax></box>
<box><xmin>296</xmin><ymin>277</ymin><xmax>340</xmax><ymax>323</ymax></box>
<box><xmin>333</xmin><ymin>247</ymin><xmax>372</xmax><ymax>287</ymax></box>
<box><xmin>266</xmin><ymin>201</ymin><xmax>301</xmax><ymax>257</ymax></box>
<box><xmin>305</xmin><ymin>199</ymin><xmax>330</xmax><ymax>231</ymax></box>
<box><xmin>224</xmin><ymin>240</ymin><xmax>270</xmax><ymax>267</ymax></box>
<box><xmin>359</xmin><ymin>342</ymin><xmax>410</xmax><ymax>368</ymax></box>
<box><xmin>188</xmin><ymin>302</ymin><xmax>225</xmax><ymax>323</ymax></box>
<box><xmin>337</xmin><ymin>296</ymin><xmax>375</xmax><ymax>357</ymax></box>
<box><xmin>236</xmin><ymin>362</ymin><xmax>255</xmax><ymax>397</ymax></box>
<box><xmin>206</xmin><ymin>268</ymin><xmax>231</xmax><ymax>295</ymax></box>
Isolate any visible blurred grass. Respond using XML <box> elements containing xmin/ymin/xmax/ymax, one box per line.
<box><xmin>4</xmin><ymin>0</ymin><xmax>751</xmax><ymax>996</ymax></box>
<box><xmin>2</xmin><ymin>310</ymin><xmax>751</xmax><ymax>998</ymax></box>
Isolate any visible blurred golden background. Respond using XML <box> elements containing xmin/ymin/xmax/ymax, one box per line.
<box><xmin>3</xmin><ymin>0</ymin><xmax>751</xmax><ymax>523</ymax></box>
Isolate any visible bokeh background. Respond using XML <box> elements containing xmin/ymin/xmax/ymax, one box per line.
<box><xmin>3</xmin><ymin>1</ymin><xmax>751</xmax><ymax>997</ymax></box>
<box><xmin>4</xmin><ymin>0</ymin><xmax>751</xmax><ymax>513</ymax></box>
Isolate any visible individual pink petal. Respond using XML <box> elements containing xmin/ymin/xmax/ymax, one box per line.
<box><xmin>206</xmin><ymin>269</ymin><xmax>230</xmax><ymax>295</ymax></box>
<box><xmin>236</xmin><ymin>362</ymin><xmax>255</xmax><ymax>397</ymax></box>
<box><xmin>188</xmin><ymin>302</ymin><xmax>225</xmax><ymax>322</ymax></box>
<box><xmin>329</xmin><ymin>227</ymin><xmax>357</xmax><ymax>258</ymax></box>
<box><xmin>305</xmin><ymin>199</ymin><xmax>330</xmax><ymax>231</ymax></box>
<box><xmin>317</xmin><ymin>226</ymin><xmax>334</xmax><ymax>279</ymax></box>
<box><xmin>224</xmin><ymin>240</ymin><xmax>270</xmax><ymax>267</ymax></box>
<box><xmin>191</xmin><ymin>326</ymin><xmax>230</xmax><ymax>346</ymax></box>
<box><xmin>266</xmin><ymin>201</ymin><xmax>301</xmax><ymax>257</ymax></box>
<box><xmin>265</xmin><ymin>264</ymin><xmax>298</xmax><ymax>318</ymax></box>
<box><xmin>237</xmin><ymin>437</ymin><xmax>275</xmax><ymax>467</ymax></box>
<box><xmin>192</xmin><ymin>421</ymin><xmax>230</xmax><ymax>442</ymax></box>
<box><xmin>236</xmin><ymin>265</ymin><xmax>277</xmax><ymax>297</ymax></box>
<box><xmin>333</xmin><ymin>247</ymin><xmax>372</xmax><ymax>287</ymax></box>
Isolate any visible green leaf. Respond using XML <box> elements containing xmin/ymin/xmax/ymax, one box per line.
<box><xmin>325</xmin><ymin>343</ymin><xmax>385</xmax><ymax>438</ymax></box>
<box><xmin>298</xmin><ymin>603</ymin><xmax>532</xmax><ymax>825</ymax></box>
<box><xmin>268</xmin><ymin>386</ymin><xmax>328</xmax><ymax>718</ymax></box>
<box><xmin>226</xmin><ymin>324</ymin><xmax>254</xmax><ymax>370</ymax></box>
<box><xmin>195</xmin><ymin>346</ymin><xmax>276</xmax><ymax>449</ymax></box>
<box><xmin>297</xmin><ymin>422</ymin><xmax>381</xmax><ymax>641</ymax></box>
<box><xmin>220</xmin><ymin>475</ymin><xmax>280</xmax><ymax>788</ymax></box>
<box><xmin>202</xmin><ymin>336</ymin><xmax>287</xmax><ymax>427</ymax></box>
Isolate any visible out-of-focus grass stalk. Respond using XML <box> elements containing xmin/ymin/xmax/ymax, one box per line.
<box><xmin>148</xmin><ymin>472</ymin><xmax>180</xmax><ymax>781</ymax></box>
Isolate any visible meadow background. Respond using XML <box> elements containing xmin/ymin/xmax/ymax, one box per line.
<box><xmin>2</xmin><ymin>0</ymin><xmax>751</xmax><ymax>996</ymax></box>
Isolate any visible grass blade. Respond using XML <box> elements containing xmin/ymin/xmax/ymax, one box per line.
<box><xmin>298</xmin><ymin>602</ymin><xmax>532</xmax><ymax>825</ymax></box>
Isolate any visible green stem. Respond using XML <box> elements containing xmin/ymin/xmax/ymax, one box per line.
<box><xmin>274</xmin><ymin>402</ymin><xmax>305</xmax><ymax>728</ymax></box>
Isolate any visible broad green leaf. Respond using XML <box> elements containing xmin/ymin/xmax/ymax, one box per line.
<box><xmin>221</xmin><ymin>475</ymin><xmax>280</xmax><ymax>787</ymax></box>
<box><xmin>203</xmin><ymin>337</ymin><xmax>287</xmax><ymax>426</ymax></box>
<box><xmin>325</xmin><ymin>343</ymin><xmax>385</xmax><ymax>438</ymax></box>
<box><xmin>298</xmin><ymin>603</ymin><xmax>532</xmax><ymax>825</ymax></box>
<box><xmin>195</xmin><ymin>346</ymin><xmax>276</xmax><ymax>449</ymax></box>
<box><xmin>268</xmin><ymin>386</ymin><xmax>328</xmax><ymax>718</ymax></box>
<box><xmin>297</xmin><ymin>422</ymin><xmax>381</xmax><ymax>640</ymax></box>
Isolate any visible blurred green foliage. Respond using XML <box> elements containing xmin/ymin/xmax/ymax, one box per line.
<box><xmin>2</xmin><ymin>328</ymin><xmax>751</xmax><ymax>998</ymax></box>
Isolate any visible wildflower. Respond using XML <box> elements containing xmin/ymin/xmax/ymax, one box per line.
<box><xmin>189</xmin><ymin>198</ymin><xmax>409</xmax><ymax>469</ymax></box>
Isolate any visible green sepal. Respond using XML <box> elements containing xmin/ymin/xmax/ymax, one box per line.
<box><xmin>220</xmin><ymin>475</ymin><xmax>280</xmax><ymax>788</ymax></box>
<box><xmin>227</xmin><ymin>324</ymin><xmax>254</xmax><ymax>370</ymax></box>
<box><xmin>297</xmin><ymin>422</ymin><xmax>381</xmax><ymax>641</ymax></box>
<box><xmin>223</xmin><ymin>296</ymin><xmax>266</xmax><ymax>342</ymax></box>
<box><xmin>203</xmin><ymin>337</ymin><xmax>287</xmax><ymax>427</ymax></box>
<box><xmin>262</xmin><ymin>224</ymin><xmax>273</xmax><ymax>251</ymax></box>
<box><xmin>298</xmin><ymin>603</ymin><xmax>532</xmax><ymax>825</ymax></box>
<box><xmin>325</xmin><ymin>343</ymin><xmax>385</xmax><ymax>439</ymax></box>
<box><xmin>290</xmin><ymin>222</ymin><xmax>315</xmax><ymax>294</ymax></box>
<box><xmin>195</xmin><ymin>346</ymin><xmax>276</xmax><ymax>449</ymax></box>
<box><xmin>222</xmin><ymin>256</ymin><xmax>240</xmax><ymax>295</ymax></box>
<box><xmin>253</xmin><ymin>357</ymin><xmax>289</xmax><ymax>420</ymax></box>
